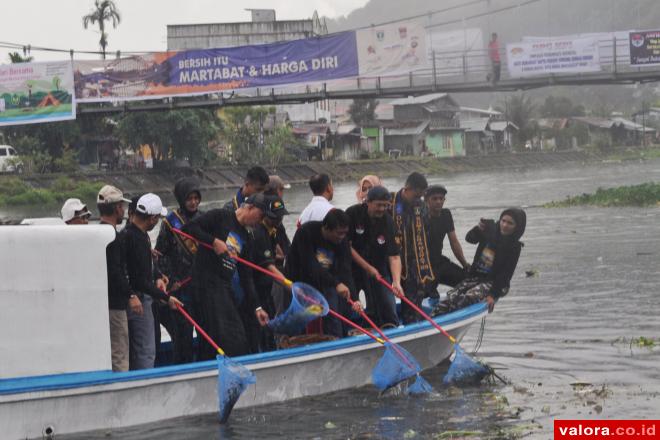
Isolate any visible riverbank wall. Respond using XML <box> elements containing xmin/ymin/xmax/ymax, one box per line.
<box><xmin>6</xmin><ymin>151</ymin><xmax>599</xmax><ymax>197</ymax></box>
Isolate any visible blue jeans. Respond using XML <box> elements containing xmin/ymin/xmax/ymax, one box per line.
<box><xmin>127</xmin><ymin>295</ymin><xmax>155</xmax><ymax>370</ymax></box>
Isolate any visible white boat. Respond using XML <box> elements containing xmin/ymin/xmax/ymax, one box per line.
<box><xmin>0</xmin><ymin>225</ymin><xmax>487</xmax><ymax>440</ymax></box>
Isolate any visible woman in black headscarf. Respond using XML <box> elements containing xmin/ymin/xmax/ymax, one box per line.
<box><xmin>435</xmin><ymin>208</ymin><xmax>526</xmax><ymax>314</ymax></box>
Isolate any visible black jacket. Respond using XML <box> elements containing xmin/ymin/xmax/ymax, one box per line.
<box><xmin>466</xmin><ymin>209</ymin><xmax>526</xmax><ymax>299</ymax></box>
<box><xmin>182</xmin><ymin>208</ymin><xmax>261</xmax><ymax>310</ymax></box>
<box><xmin>120</xmin><ymin>223</ymin><xmax>168</xmax><ymax>302</ymax></box>
<box><xmin>103</xmin><ymin>222</ymin><xmax>132</xmax><ymax>310</ymax></box>
<box><xmin>285</xmin><ymin>221</ymin><xmax>355</xmax><ymax>295</ymax></box>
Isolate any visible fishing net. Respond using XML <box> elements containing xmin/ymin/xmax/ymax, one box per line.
<box><xmin>443</xmin><ymin>344</ymin><xmax>491</xmax><ymax>386</ymax></box>
<box><xmin>372</xmin><ymin>342</ymin><xmax>421</xmax><ymax>391</ymax></box>
<box><xmin>267</xmin><ymin>282</ymin><xmax>329</xmax><ymax>336</ymax></box>
<box><xmin>407</xmin><ymin>374</ymin><xmax>434</xmax><ymax>395</ymax></box>
<box><xmin>217</xmin><ymin>355</ymin><xmax>256</xmax><ymax>424</ymax></box>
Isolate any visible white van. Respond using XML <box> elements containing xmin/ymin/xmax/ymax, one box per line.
<box><xmin>0</xmin><ymin>145</ymin><xmax>23</xmax><ymax>173</ymax></box>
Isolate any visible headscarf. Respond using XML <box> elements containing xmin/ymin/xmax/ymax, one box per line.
<box><xmin>499</xmin><ymin>208</ymin><xmax>526</xmax><ymax>242</ymax></box>
<box><xmin>174</xmin><ymin>177</ymin><xmax>201</xmax><ymax>218</ymax></box>
<box><xmin>356</xmin><ymin>175</ymin><xmax>382</xmax><ymax>203</ymax></box>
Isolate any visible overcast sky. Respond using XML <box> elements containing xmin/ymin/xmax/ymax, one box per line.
<box><xmin>1</xmin><ymin>0</ymin><xmax>369</xmax><ymax>62</ymax></box>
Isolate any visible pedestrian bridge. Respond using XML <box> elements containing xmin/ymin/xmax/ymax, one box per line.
<box><xmin>79</xmin><ymin>39</ymin><xmax>660</xmax><ymax>114</ymax></box>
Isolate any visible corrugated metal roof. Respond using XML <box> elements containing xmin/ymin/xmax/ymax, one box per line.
<box><xmin>384</xmin><ymin>121</ymin><xmax>429</xmax><ymax>136</ymax></box>
<box><xmin>490</xmin><ymin>121</ymin><xmax>519</xmax><ymax>131</ymax></box>
<box><xmin>389</xmin><ymin>93</ymin><xmax>449</xmax><ymax>106</ymax></box>
<box><xmin>461</xmin><ymin>119</ymin><xmax>490</xmax><ymax>132</ymax></box>
<box><xmin>336</xmin><ymin>124</ymin><xmax>358</xmax><ymax>135</ymax></box>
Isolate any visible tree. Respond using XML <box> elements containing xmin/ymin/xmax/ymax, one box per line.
<box><xmin>82</xmin><ymin>0</ymin><xmax>121</xmax><ymax>60</ymax></box>
<box><xmin>348</xmin><ymin>98</ymin><xmax>378</xmax><ymax>125</ymax></box>
<box><xmin>505</xmin><ymin>94</ymin><xmax>537</xmax><ymax>147</ymax></box>
<box><xmin>116</xmin><ymin>109</ymin><xmax>220</xmax><ymax>166</ymax></box>
<box><xmin>540</xmin><ymin>96</ymin><xmax>585</xmax><ymax>118</ymax></box>
<box><xmin>220</xmin><ymin>106</ymin><xmax>273</xmax><ymax>164</ymax></box>
<box><xmin>261</xmin><ymin>125</ymin><xmax>297</xmax><ymax>169</ymax></box>
<box><xmin>8</xmin><ymin>52</ymin><xmax>33</xmax><ymax>63</ymax></box>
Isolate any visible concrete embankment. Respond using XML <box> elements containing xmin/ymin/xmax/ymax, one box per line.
<box><xmin>8</xmin><ymin>151</ymin><xmax>598</xmax><ymax>197</ymax></box>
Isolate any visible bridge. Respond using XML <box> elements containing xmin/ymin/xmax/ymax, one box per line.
<box><xmin>78</xmin><ymin>37</ymin><xmax>660</xmax><ymax>114</ymax></box>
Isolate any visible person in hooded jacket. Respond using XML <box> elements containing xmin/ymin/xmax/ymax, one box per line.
<box><xmin>434</xmin><ymin>208</ymin><xmax>526</xmax><ymax>315</ymax></box>
<box><xmin>155</xmin><ymin>177</ymin><xmax>202</xmax><ymax>363</ymax></box>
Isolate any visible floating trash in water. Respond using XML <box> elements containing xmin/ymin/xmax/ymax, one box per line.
<box><xmin>525</xmin><ymin>269</ymin><xmax>539</xmax><ymax>277</ymax></box>
<box><xmin>324</xmin><ymin>421</ymin><xmax>337</xmax><ymax>429</ymax></box>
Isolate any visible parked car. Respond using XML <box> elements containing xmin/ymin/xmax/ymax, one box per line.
<box><xmin>0</xmin><ymin>145</ymin><xmax>24</xmax><ymax>173</ymax></box>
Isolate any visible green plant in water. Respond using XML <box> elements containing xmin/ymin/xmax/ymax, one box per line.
<box><xmin>543</xmin><ymin>182</ymin><xmax>660</xmax><ymax>207</ymax></box>
<box><xmin>633</xmin><ymin>336</ymin><xmax>655</xmax><ymax>348</ymax></box>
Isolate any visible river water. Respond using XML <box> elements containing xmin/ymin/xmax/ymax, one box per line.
<box><xmin>47</xmin><ymin>159</ymin><xmax>660</xmax><ymax>439</ymax></box>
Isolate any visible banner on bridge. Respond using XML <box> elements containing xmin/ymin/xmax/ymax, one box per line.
<box><xmin>0</xmin><ymin>61</ymin><xmax>75</xmax><ymax>127</ymax></box>
<box><xmin>74</xmin><ymin>32</ymin><xmax>359</xmax><ymax>103</ymax></box>
<box><xmin>506</xmin><ymin>37</ymin><xmax>600</xmax><ymax>77</ymax></box>
<box><xmin>629</xmin><ymin>30</ymin><xmax>660</xmax><ymax>66</ymax></box>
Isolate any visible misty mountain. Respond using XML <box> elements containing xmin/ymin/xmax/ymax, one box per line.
<box><xmin>325</xmin><ymin>0</ymin><xmax>660</xmax><ymax>115</ymax></box>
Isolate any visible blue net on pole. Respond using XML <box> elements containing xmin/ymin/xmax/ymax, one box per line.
<box><xmin>267</xmin><ymin>282</ymin><xmax>329</xmax><ymax>336</ymax></box>
<box><xmin>442</xmin><ymin>344</ymin><xmax>491</xmax><ymax>386</ymax></box>
<box><xmin>407</xmin><ymin>374</ymin><xmax>434</xmax><ymax>395</ymax></box>
<box><xmin>217</xmin><ymin>355</ymin><xmax>256</xmax><ymax>424</ymax></box>
<box><xmin>371</xmin><ymin>342</ymin><xmax>421</xmax><ymax>391</ymax></box>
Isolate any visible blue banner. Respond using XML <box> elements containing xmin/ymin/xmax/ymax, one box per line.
<box><xmin>170</xmin><ymin>32</ymin><xmax>358</xmax><ymax>88</ymax></box>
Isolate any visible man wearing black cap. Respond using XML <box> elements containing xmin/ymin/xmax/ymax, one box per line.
<box><xmin>346</xmin><ymin>186</ymin><xmax>402</xmax><ymax>328</ymax></box>
<box><xmin>155</xmin><ymin>177</ymin><xmax>203</xmax><ymax>364</ymax></box>
<box><xmin>389</xmin><ymin>172</ymin><xmax>436</xmax><ymax>323</ymax></box>
<box><xmin>424</xmin><ymin>185</ymin><xmax>470</xmax><ymax>294</ymax></box>
<box><xmin>249</xmin><ymin>196</ymin><xmax>289</xmax><ymax>351</ymax></box>
<box><xmin>182</xmin><ymin>193</ymin><xmax>277</xmax><ymax>358</ymax></box>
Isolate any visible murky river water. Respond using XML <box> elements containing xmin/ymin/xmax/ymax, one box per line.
<box><xmin>16</xmin><ymin>159</ymin><xmax>659</xmax><ymax>439</ymax></box>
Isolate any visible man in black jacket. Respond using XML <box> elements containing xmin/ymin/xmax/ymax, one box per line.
<box><xmin>155</xmin><ymin>177</ymin><xmax>202</xmax><ymax>364</ymax></box>
<box><xmin>346</xmin><ymin>186</ymin><xmax>402</xmax><ymax>328</ymax></box>
<box><xmin>98</xmin><ymin>185</ymin><xmax>132</xmax><ymax>372</ymax></box>
<box><xmin>182</xmin><ymin>193</ymin><xmax>274</xmax><ymax>359</ymax></box>
<box><xmin>285</xmin><ymin>209</ymin><xmax>358</xmax><ymax>338</ymax></box>
<box><xmin>121</xmin><ymin>193</ymin><xmax>183</xmax><ymax>370</ymax></box>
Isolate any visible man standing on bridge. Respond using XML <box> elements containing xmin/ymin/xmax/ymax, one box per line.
<box><xmin>488</xmin><ymin>32</ymin><xmax>501</xmax><ymax>84</ymax></box>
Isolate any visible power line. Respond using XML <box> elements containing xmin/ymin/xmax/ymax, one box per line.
<box><xmin>0</xmin><ymin>0</ymin><xmax>544</xmax><ymax>60</ymax></box>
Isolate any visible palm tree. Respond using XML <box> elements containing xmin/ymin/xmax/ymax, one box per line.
<box><xmin>8</xmin><ymin>52</ymin><xmax>33</xmax><ymax>63</ymax></box>
<box><xmin>82</xmin><ymin>0</ymin><xmax>121</xmax><ymax>60</ymax></box>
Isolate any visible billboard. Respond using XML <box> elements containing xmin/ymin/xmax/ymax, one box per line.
<box><xmin>74</xmin><ymin>32</ymin><xmax>359</xmax><ymax>103</ymax></box>
<box><xmin>0</xmin><ymin>61</ymin><xmax>75</xmax><ymax>126</ymax></box>
<box><xmin>356</xmin><ymin>20</ymin><xmax>428</xmax><ymax>76</ymax></box>
<box><xmin>507</xmin><ymin>37</ymin><xmax>600</xmax><ymax>77</ymax></box>
<box><xmin>630</xmin><ymin>30</ymin><xmax>660</xmax><ymax>66</ymax></box>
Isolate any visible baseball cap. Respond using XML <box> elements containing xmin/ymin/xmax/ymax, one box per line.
<box><xmin>366</xmin><ymin>186</ymin><xmax>390</xmax><ymax>202</ymax></box>
<box><xmin>425</xmin><ymin>184</ymin><xmax>447</xmax><ymax>197</ymax></box>
<box><xmin>61</xmin><ymin>198</ymin><xmax>91</xmax><ymax>222</ymax></box>
<box><xmin>135</xmin><ymin>193</ymin><xmax>168</xmax><ymax>216</ymax></box>
<box><xmin>97</xmin><ymin>185</ymin><xmax>131</xmax><ymax>204</ymax></box>
<box><xmin>244</xmin><ymin>193</ymin><xmax>289</xmax><ymax>219</ymax></box>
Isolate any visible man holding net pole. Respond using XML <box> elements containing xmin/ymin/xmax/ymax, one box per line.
<box><xmin>181</xmin><ymin>194</ymin><xmax>280</xmax><ymax>359</ymax></box>
<box><xmin>284</xmin><ymin>209</ymin><xmax>360</xmax><ymax>338</ymax></box>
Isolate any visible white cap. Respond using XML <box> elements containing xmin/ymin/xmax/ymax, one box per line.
<box><xmin>136</xmin><ymin>193</ymin><xmax>167</xmax><ymax>216</ymax></box>
<box><xmin>61</xmin><ymin>198</ymin><xmax>91</xmax><ymax>223</ymax></box>
<box><xmin>97</xmin><ymin>185</ymin><xmax>131</xmax><ymax>204</ymax></box>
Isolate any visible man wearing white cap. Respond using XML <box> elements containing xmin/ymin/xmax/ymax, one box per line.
<box><xmin>120</xmin><ymin>193</ymin><xmax>183</xmax><ymax>370</ymax></box>
<box><xmin>61</xmin><ymin>198</ymin><xmax>92</xmax><ymax>225</ymax></box>
<box><xmin>98</xmin><ymin>184</ymin><xmax>133</xmax><ymax>372</ymax></box>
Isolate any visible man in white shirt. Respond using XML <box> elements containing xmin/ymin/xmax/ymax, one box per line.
<box><xmin>297</xmin><ymin>173</ymin><xmax>334</xmax><ymax>227</ymax></box>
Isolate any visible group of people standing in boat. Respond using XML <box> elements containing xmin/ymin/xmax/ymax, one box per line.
<box><xmin>61</xmin><ymin>166</ymin><xmax>525</xmax><ymax>372</ymax></box>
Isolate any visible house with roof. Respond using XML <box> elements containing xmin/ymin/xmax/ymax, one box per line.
<box><xmin>384</xmin><ymin>93</ymin><xmax>465</xmax><ymax>157</ymax></box>
<box><xmin>571</xmin><ymin>116</ymin><xmax>655</xmax><ymax>146</ymax></box>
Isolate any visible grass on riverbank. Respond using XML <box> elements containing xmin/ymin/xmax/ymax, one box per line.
<box><xmin>0</xmin><ymin>177</ymin><xmax>103</xmax><ymax>206</ymax></box>
<box><xmin>544</xmin><ymin>182</ymin><xmax>660</xmax><ymax>207</ymax></box>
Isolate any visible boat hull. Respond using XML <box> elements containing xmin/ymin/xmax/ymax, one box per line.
<box><xmin>0</xmin><ymin>304</ymin><xmax>487</xmax><ymax>439</ymax></box>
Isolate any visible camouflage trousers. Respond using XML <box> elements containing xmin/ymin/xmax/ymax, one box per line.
<box><xmin>432</xmin><ymin>278</ymin><xmax>495</xmax><ymax>315</ymax></box>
